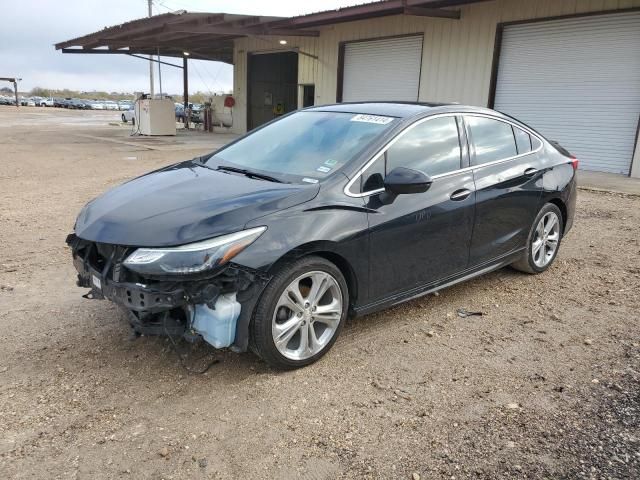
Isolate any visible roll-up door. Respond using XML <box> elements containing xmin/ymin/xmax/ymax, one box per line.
<box><xmin>342</xmin><ymin>35</ymin><xmax>423</xmax><ymax>103</ymax></box>
<box><xmin>494</xmin><ymin>12</ymin><xmax>640</xmax><ymax>174</ymax></box>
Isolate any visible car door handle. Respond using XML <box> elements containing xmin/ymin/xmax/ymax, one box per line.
<box><xmin>524</xmin><ymin>167</ymin><xmax>538</xmax><ymax>177</ymax></box>
<box><xmin>450</xmin><ymin>189</ymin><xmax>472</xmax><ymax>201</ymax></box>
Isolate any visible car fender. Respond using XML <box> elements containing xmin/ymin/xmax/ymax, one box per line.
<box><xmin>237</xmin><ymin>182</ymin><xmax>370</xmax><ymax>305</ymax></box>
<box><xmin>539</xmin><ymin>150</ymin><xmax>577</xmax><ymax>234</ymax></box>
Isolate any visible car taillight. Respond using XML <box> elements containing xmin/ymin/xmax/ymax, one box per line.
<box><xmin>570</xmin><ymin>157</ymin><xmax>579</xmax><ymax>170</ymax></box>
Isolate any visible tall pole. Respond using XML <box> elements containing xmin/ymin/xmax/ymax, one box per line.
<box><xmin>13</xmin><ymin>80</ymin><xmax>18</xmax><ymax>108</ymax></box>
<box><xmin>182</xmin><ymin>56</ymin><xmax>188</xmax><ymax>109</ymax></box>
<box><xmin>157</xmin><ymin>48</ymin><xmax>163</xmax><ymax>98</ymax></box>
<box><xmin>147</xmin><ymin>0</ymin><xmax>154</xmax><ymax>97</ymax></box>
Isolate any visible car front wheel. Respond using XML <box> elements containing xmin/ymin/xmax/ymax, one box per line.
<box><xmin>512</xmin><ymin>203</ymin><xmax>563</xmax><ymax>274</ymax></box>
<box><xmin>121</xmin><ymin>114</ymin><xmax>127</xmax><ymax>122</ymax></box>
<box><xmin>251</xmin><ymin>256</ymin><xmax>348</xmax><ymax>369</ymax></box>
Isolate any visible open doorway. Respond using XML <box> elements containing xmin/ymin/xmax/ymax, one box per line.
<box><xmin>301</xmin><ymin>84</ymin><xmax>315</xmax><ymax>108</ymax></box>
<box><xmin>247</xmin><ymin>51</ymin><xmax>298</xmax><ymax>130</ymax></box>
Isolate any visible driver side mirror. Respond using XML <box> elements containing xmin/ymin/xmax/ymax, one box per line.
<box><xmin>384</xmin><ymin>167</ymin><xmax>432</xmax><ymax>195</ymax></box>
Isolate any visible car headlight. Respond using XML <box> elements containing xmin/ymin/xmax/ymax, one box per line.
<box><xmin>123</xmin><ymin>226</ymin><xmax>266</xmax><ymax>275</ymax></box>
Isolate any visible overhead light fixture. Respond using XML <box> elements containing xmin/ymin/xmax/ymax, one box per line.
<box><xmin>279</xmin><ymin>40</ymin><xmax>287</xmax><ymax>45</ymax></box>
<box><xmin>183</xmin><ymin>51</ymin><xmax>190</xmax><ymax>56</ymax></box>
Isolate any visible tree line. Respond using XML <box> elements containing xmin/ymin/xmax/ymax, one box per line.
<box><xmin>10</xmin><ymin>86</ymin><xmax>223</xmax><ymax>104</ymax></box>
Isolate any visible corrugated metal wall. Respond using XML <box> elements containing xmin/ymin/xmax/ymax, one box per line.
<box><xmin>232</xmin><ymin>0</ymin><xmax>640</xmax><ymax>134</ymax></box>
<box><xmin>493</xmin><ymin>12</ymin><xmax>640</xmax><ymax>174</ymax></box>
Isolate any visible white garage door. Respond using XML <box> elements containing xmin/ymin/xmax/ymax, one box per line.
<box><xmin>342</xmin><ymin>36</ymin><xmax>423</xmax><ymax>102</ymax></box>
<box><xmin>494</xmin><ymin>12</ymin><xmax>640</xmax><ymax>174</ymax></box>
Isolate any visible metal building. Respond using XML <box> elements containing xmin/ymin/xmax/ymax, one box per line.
<box><xmin>57</xmin><ymin>0</ymin><xmax>640</xmax><ymax>177</ymax></box>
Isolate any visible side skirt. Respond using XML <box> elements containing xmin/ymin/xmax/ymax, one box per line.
<box><xmin>353</xmin><ymin>248</ymin><xmax>525</xmax><ymax>317</ymax></box>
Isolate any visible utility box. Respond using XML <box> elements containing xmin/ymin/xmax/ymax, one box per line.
<box><xmin>136</xmin><ymin>99</ymin><xmax>176</xmax><ymax>136</ymax></box>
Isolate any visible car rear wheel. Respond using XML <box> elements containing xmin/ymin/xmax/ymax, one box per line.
<box><xmin>121</xmin><ymin>114</ymin><xmax>127</xmax><ymax>122</ymax></box>
<box><xmin>511</xmin><ymin>203</ymin><xmax>563</xmax><ymax>274</ymax></box>
<box><xmin>251</xmin><ymin>256</ymin><xmax>348</xmax><ymax>369</ymax></box>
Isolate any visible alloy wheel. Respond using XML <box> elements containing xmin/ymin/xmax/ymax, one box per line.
<box><xmin>532</xmin><ymin>211</ymin><xmax>560</xmax><ymax>268</ymax></box>
<box><xmin>272</xmin><ymin>271</ymin><xmax>343</xmax><ymax>361</ymax></box>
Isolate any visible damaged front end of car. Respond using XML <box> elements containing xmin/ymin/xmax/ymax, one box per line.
<box><xmin>65</xmin><ymin>228</ymin><xmax>270</xmax><ymax>352</ymax></box>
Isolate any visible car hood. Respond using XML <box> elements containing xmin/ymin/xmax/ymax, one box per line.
<box><xmin>74</xmin><ymin>162</ymin><xmax>319</xmax><ymax>247</ymax></box>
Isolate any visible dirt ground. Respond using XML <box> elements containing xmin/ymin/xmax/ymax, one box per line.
<box><xmin>1</xmin><ymin>107</ymin><xmax>639</xmax><ymax>479</ymax></box>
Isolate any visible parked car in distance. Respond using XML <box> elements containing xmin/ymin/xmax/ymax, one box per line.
<box><xmin>88</xmin><ymin>100</ymin><xmax>104</xmax><ymax>110</ymax></box>
<box><xmin>39</xmin><ymin>97</ymin><xmax>55</xmax><ymax>107</ymax></box>
<box><xmin>103</xmin><ymin>100</ymin><xmax>119</xmax><ymax>111</ymax></box>
<box><xmin>121</xmin><ymin>105</ymin><xmax>135</xmax><ymax>124</ymax></box>
<box><xmin>118</xmin><ymin>101</ymin><xmax>133</xmax><ymax>111</ymax></box>
<box><xmin>66</xmin><ymin>98</ymin><xmax>83</xmax><ymax>109</ymax></box>
<box><xmin>67</xmin><ymin>102</ymin><xmax>577</xmax><ymax>369</ymax></box>
<box><xmin>190</xmin><ymin>103</ymin><xmax>203</xmax><ymax>123</ymax></box>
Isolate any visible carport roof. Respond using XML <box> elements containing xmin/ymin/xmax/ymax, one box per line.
<box><xmin>55</xmin><ymin>0</ymin><xmax>487</xmax><ymax>64</ymax></box>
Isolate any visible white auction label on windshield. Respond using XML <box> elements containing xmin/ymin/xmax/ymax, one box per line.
<box><xmin>350</xmin><ymin>114</ymin><xmax>393</xmax><ymax>125</ymax></box>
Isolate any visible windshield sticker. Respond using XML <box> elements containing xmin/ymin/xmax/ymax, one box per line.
<box><xmin>316</xmin><ymin>166</ymin><xmax>331</xmax><ymax>173</ymax></box>
<box><xmin>324</xmin><ymin>159</ymin><xmax>338</xmax><ymax>167</ymax></box>
<box><xmin>302</xmin><ymin>177</ymin><xmax>319</xmax><ymax>184</ymax></box>
<box><xmin>350</xmin><ymin>114</ymin><xmax>394</xmax><ymax>125</ymax></box>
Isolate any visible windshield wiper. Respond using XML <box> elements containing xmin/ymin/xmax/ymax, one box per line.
<box><xmin>216</xmin><ymin>165</ymin><xmax>284</xmax><ymax>183</ymax></box>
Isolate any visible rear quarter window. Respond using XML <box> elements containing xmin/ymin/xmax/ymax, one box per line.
<box><xmin>513</xmin><ymin>127</ymin><xmax>532</xmax><ymax>154</ymax></box>
<box><xmin>466</xmin><ymin>116</ymin><xmax>518</xmax><ymax>165</ymax></box>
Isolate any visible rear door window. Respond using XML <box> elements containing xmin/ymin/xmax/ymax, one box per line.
<box><xmin>466</xmin><ymin>116</ymin><xmax>518</xmax><ymax>165</ymax></box>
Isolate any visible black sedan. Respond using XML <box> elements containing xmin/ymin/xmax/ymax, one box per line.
<box><xmin>67</xmin><ymin>102</ymin><xmax>577</xmax><ymax>369</ymax></box>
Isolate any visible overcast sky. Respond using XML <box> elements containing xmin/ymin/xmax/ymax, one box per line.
<box><xmin>0</xmin><ymin>0</ymin><xmax>363</xmax><ymax>95</ymax></box>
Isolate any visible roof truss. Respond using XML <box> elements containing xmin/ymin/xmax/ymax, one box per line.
<box><xmin>56</xmin><ymin>1</ymin><xmax>491</xmax><ymax>63</ymax></box>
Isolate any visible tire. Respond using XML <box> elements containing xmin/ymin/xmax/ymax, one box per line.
<box><xmin>511</xmin><ymin>203</ymin><xmax>563</xmax><ymax>274</ymax></box>
<box><xmin>121</xmin><ymin>114</ymin><xmax>127</xmax><ymax>122</ymax></box>
<box><xmin>251</xmin><ymin>256</ymin><xmax>349</xmax><ymax>369</ymax></box>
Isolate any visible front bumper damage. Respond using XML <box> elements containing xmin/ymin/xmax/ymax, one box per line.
<box><xmin>66</xmin><ymin>234</ymin><xmax>269</xmax><ymax>351</ymax></box>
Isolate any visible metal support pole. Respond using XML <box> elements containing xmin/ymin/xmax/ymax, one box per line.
<box><xmin>183</xmin><ymin>56</ymin><xmax>188</xmax><ymax>110</ymax></box>
<box><xmin>13</xmin><ymin>80</ymin><xmax>18</xmax><ymax>108</ymax></box>
<box><xmin>183</xmin><ymin>56</ymin><xmax>189</xmax><ymax>129</ymax></box>
<box><xmin>147</xmin><ymin>0</ymin><xmax>154</xmax><ymax>97</ymax></box>
<box><xmin>157</xmin><ymin>48</ymin><xmax>163</xmax><ymax>98</ymax></box>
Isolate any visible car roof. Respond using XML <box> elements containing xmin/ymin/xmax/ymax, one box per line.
<box><xmin>306</xmin><ymin>102</ymin><xmax>450</xmax><ymax>118</ymax></box>
<box><xmin>305</xmin><ymin>101</ymin><xmax>501</xmax><ymax>119</ymax></box>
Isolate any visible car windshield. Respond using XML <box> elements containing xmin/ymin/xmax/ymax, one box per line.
<box><xmin>206</xmin><ymin>111</ymin><xmax>396</xmax><ymax>181</ymax></box>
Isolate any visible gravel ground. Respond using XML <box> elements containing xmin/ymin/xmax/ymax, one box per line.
<box><xmin>0</xmin><ymin>107</ymin><xmax>639</xmax><ymax>479</ymax></box>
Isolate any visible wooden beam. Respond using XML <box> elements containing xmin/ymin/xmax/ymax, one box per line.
<box><xmin>159</xmin><ymin>26</ymin><xmax>320</xmax><ymax>37</ymax></box>
<box><xmin>126</xmin><ymin>53</ymin><xmax>184</xmax><ymax>68</ymax></box>
<box><xmin>227</xmin><ymin>15</ymin><xmax>284</xmax><ymax>27</ymax></box>
<box><xmin>259</xmin><ymin>28</ymin><xmax>320</xmax><ymax>37</ymax></box>
<box><xmin>55</xmin><ymin>13</ymin><xmax>181</xmax><ymax>49</ymax></box>
<box><xmin>60</xmin><ymin>47</ymin><xmax>234</xmax><ymax>64</ymax></box>
<box><xmin>101</xmin><ymin>26</ymin><xmax>318</xmax><ymax>46</ymax></box>
<box><xmin>403</xmin><ymin>6</ymin><xmax>461</xmax><ymax>19</ymax></box>
<box><xmin>101</xmin><ymin>39</ymin><xmax>234</xmax><ymax>50</ymax></box>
